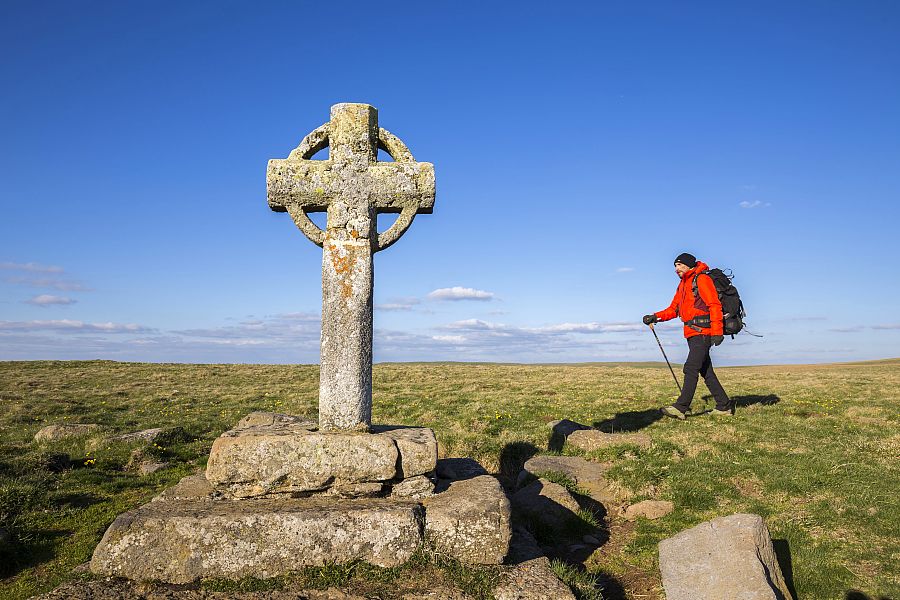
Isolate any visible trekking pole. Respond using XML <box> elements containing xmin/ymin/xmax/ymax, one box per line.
<box><xmin>649</xmin><ymin>323</ymin><xmax>682</xmax><ymax>393</ymax></box>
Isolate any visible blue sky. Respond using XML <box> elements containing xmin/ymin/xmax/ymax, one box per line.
<box><xmin>1</xmin><ymin>0</ymin><xmax>899</xmax><ymax>365</ymax></box>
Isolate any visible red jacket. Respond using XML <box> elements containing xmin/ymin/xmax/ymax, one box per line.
<box><xmin>655</xmin><ymin>261</ymin><xmax>723</xmax><ymax>338</ymax></box>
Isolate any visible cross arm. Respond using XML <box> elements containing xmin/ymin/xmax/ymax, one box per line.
<box><xmin>267</xmin><ymin>159</ymin><xmax>338</xmax><ymax>213</ymax></box>
<box><xmin>367</xmin><ymin>162</ymin><xmax>435</xmax><ymax>214</ymax></box>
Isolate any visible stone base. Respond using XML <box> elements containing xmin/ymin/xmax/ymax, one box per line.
<box><xmin>90</xmin><ymin>496</ymin><xmax>424</xmax><ymax>583</ymax></box>
<box><xmin>205</xmin><ymin>413</ymin><xmax>437</xmax><ymax>498</ymax></box>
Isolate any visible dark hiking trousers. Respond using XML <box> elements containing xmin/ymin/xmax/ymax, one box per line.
<box><xmin>673</xmin><ymin>335</ymin><xmax>731</xmax><ymax>413</ymax></box>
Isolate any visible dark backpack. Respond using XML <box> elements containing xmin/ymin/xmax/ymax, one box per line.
<box><xmin>691</xmin><ymin>268</ymin><xmax>745</xmax><ymax>336</ymax></box>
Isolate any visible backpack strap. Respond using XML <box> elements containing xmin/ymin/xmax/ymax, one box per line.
<box><xmin>691</xmin><ymin>270</ymin><xmax>712</xmax><ymax>299</ymax></box>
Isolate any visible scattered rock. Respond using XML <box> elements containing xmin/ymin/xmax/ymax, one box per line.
<box><xmin>152</xmin><ymin>474</ymin><xmax>218</xmax><ymax>502</ymax></box>
<box><xmin>423</xmin><ymin>474</ymin><xmax>511</xmax><ymax>564</ymax></box>
<box><xmin>34</xmin><ymin>423</ymin><xmax>100</xmax><ymax>443</ymax></box>
<box><xmin>658</xmin><ymin>513</ymin><xmax>793</xmax><ymax>600</ymax></box>
<box><xmin>493</xmin><ymin>556</ymin><xmax>576</xmax><ymax>600</ymax></box>
<box><xmin>392</xmin><ymin>474</ymin><xmax>435</xmax><ymax>499</ymax></box>
<box><xmin>435</xmin><ymin>457</ymin><xmax>488</xmax><ymax>481</ymax></box>
<box><xmin>548</xmin><ymin>419</ymin><xmax>592</xmax><ymax>451</ymax></box>
<box><xmin>566</xmin><ymin>429</ymin><xmax>652</xmax><ymax>452</ymax></box>
<box><xmin>623</xmin><ymin>499</ymin><xmax>674</xmax><ymax>521</ymax></box>
<box><xmin>90</xmin><ymin>497</ymin><xmax>425</xmax><ymax>583</ymax></box>
<box><xmin>70</xmin><ymin>561</ymin><xmax>90</xmax><ymax>574</ymax></box>
<box><xmin>114</xmin><ymin>426</ymin><xmax>187</xmax><ymax>445</ymax></box>
<box><xmin>518</xmin><ymin>454</ymin><xmax>630</xmax><ymax>506</ymax></box>
<box><xmin>138</xmin><ymin>461</ymin><xmax>169</xmax><ymax>476</ymax></box>
<box><xmin>511</xmin><ymin>479</ymin><xmax>581</xmax><ymax>531</ymax></box>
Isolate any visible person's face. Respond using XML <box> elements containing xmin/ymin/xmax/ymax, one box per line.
<box><xmin>674</xmin><ymin>262</ymin><xmax>691</xmax><ymax>277</ymax></box>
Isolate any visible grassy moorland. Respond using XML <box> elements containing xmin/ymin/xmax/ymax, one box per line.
<box><xmin>0</xmin><ymin>359</ymin><xmax>898</xmax><ymax>600</ymax></box>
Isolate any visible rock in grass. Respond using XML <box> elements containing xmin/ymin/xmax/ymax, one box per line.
<box><xmin>658</xmin><ymin>513</ymin><xmax>793</xmax><ymax>600</ymax></box>
<box><xmin>511</xmin><ymin>479</ymin><xmax>582</xmax><ymax>531</ymax></box>
<box><xmin>494</xmin><ymin>556</ymin><xmax>576</xmax><ymax>600</ymax></box>
<box><xmin>34</xmin><ymin>423</ymin><xmax>100</xmax><ymax>442</ymax></box>
<box><xmin>152</xmin><ymin>473</ymin><xmax>218</xmax><ymax>502</ymax></box>
<box><xmin>518</xmin><ymin>454</ymin><xmax>630</xmax><ymax>506</ymax></box>
<box><xmin>423</xmin><ymin>474</ymin><xmax>511</xmax><ymax>564</ymax></box>
<box><xmin>90</xmin><ymin>497</ymin><xmax>424</xmax><ymax>583</ymax></box>
<box><xmin>623</xmin><ymin>499</ymin><xmax>674</xmax><ymax>521</ymax></box>
<box><xmin>565</xmin><ymin>429</ymin><xmax>651</xmax><ymax>451</ymax></box>
<box><xmin>114</xmin><ymin>426</ymin><xmax>187</xmax><ymax>444</ymax></box>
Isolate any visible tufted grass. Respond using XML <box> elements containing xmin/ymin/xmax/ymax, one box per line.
<box><xmin>0</xmin><ymin>359</ymin><xmax>898</xmax><ymax>599</ymax></box>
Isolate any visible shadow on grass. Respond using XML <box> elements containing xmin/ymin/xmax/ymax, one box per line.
<box><xmin>498</xmin><ymin>441</ymin><xmax>540</xmax><ymax>490</ymax></box>
<box><xmin>733</xmin><ymin>394</ymin><xmax>781</xmax><ymax>407</ymax></box>
<box><xmin>845</xmin><ymin>592</ymin><xmax>895</xmax><ymax>600</ymax></box>
<box><xmin>593</xmin><ymin>409</ymin><xmax>663</xmax><ymax>433</ymax></box>
<box><xmin>0</xmin><ymin>528</ymin><xmax>71</xmax><ymax>579</ymax></box>
<box><xmin>773</xmin><ymin>539</ymin><xmax>798</xmax><ymax>600</ymax></box>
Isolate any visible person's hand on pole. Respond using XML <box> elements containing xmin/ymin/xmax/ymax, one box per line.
<box><xmin>643</xmin><ymin>314</ymin><xmax>658</xmax><ymax>325</ymax></box>
<box><xmin>711</xmin><ymin>335</ymin><xmax>724</xmax><ymax>346</ymax></box>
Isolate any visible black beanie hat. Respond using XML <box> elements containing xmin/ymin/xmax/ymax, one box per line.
<box><xmin>674</xmin><ymin>253</ymin><xmax>697</xmax><ymax>268</ymax></box>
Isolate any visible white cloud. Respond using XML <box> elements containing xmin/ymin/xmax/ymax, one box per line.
<box><xmin>0</xmin><ymin>261</ymin><xmax>64</xmax><ymax>273</ymax></box>
<box><xmin>25</xmin><ymin>294</ymin><xmax>77</xmax><ymax>306</ymax></box>
<box><xmin>739</xmin><ymin>200</ymin><xmax>771</xmax><ymax>209</ymax></box>
<box><xmin>427</xmin><ymin>287</ymin><xmax>495</xmax><ymax>301</ymax></box>
<box><xmin>0</xmin><ymin>319</ymin><xmax>152</xmax><ymax>333</ymax></box>
<box><xmin>616</xmin><ymin>267</ymin><xmax>634</xmax><ymax>273</ymax></box>
<box><xmin>375</xmin><ymin>297</ymin><xmax>422</xmax><ymax>312</ymax></box>
<box><xmin>432</xmin><ymin>335</ymin><xmax>467</xmax><ymax>343</ymax></box>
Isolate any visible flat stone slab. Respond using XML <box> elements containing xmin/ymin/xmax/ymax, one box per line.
<box><xmin>90</xmin><ymin>496</ymin><xmax>424</xmax><ymax>583</ymax></box>
<box><xmin>623</xmin><ymin>499</ymin><xmax>673</xmax><ymax>521</ymax></box>
<box><xmin>423</xmin><ymin>475</ymin><xmax>511</xmax><ymax>565</ymax></box>
<box><xmin>493</xmin><ymin>556</ymin><xmax>576</xmax><ymax>600</ymax></box>
<box><xmin>658</xmin><ymin>513</ymin><xmax>793</xmax><ymax>600</ymax></box>
<box><xmin>206</xmin><ymin>418</ymin><xmax>437</xmax><ymax>497</ymax></box>
<box><xmin>34</xmin><ymin>423</ymin><xmax>100</xmax><ymax>442</ymax></box>
<box><xmin>518</xmin><ymin>455</ymin><xmax>629</xmax><ymax>506</ymax></box>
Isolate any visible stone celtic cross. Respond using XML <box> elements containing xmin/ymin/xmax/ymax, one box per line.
<box><xmin>267</xmin><ymin>103</ymin><xmax>435</xmax><ymax>432</ymax></box>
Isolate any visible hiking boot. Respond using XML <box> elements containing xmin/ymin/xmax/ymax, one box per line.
<box><xmin>660</xmin><ymin>405</ymin><xmax>687</xmax><ymax>420</ymax></box>
<box><xmin>710</xmin><ymin>408</ymin><xmax>734</xmax><ymax>416</ymax></box>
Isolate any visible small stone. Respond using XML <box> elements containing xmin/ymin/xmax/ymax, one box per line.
<box><xmin>520</xmin><ymin>454</ymin><xmax>630</xmax><ymax>506</ymax></box>
<box><xmin>623</xmin><ymin>499</ymin><xmax>674</xmax><ymax>521</ymax></box>
<box><xmin>152</xmin><ymin>474</ymin><xmax>218</xmax><ymax>503</ymax></box>
<box><xmin>566</xmin><ymin>429</ymin><xmax>652</xmax><ymax>452</ymax></box>
<box><xmin>423</xmin><ymin>474</ymin><xmax>511</xmax><ymax>564</ymax></box>
<box><xmin>71</xmin><ymin>561</ymin><xmax>91</xmax><ymax>574</ymax></box>
<box><xmin>493</xmin><ymin>556</ymin><xmax>576</xmax><ymax>600</ymax></box>
<box><xmin>658</xmin><ymin>513</ymin><xmax>793</xmax><ymax>600</ymax></box>
<box><xmin>138</xmin><ymin>462</ymin><xmax>169</xmax><ymax>476</ymax></box>
<box><xmin>90</xmin><ymin>497</ymin><xmax>425</xmax><ymax>583</ymax></box>
<box><xmin>511</xmin><ymin>479</ymin><xmax>581</xmax><ymax>531</ymax></box>
<box><xmin>392</xmin><ymin>474</ymin><xmax>435</xmax><ymax>499</ymax></box>
<box><xmin>34</xmin><ymin>424</ymin><xmax>100</xmax><ymax>442</ymax></box>
<box><xmin>114</xmin><ymin>426</ymin><xmax>187</xmax><ymax>445</ymax></box>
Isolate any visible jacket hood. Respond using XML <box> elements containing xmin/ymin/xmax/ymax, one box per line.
<box><xmin>681</xmin><ymin>261</ymin><xmax>710</xmax><ymax>279</ymax></box>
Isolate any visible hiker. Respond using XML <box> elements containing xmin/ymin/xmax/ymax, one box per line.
<box><xmin>642</xmin><ymin>253</ymin><xmax>733</xmax><ymax>419</ymax></box>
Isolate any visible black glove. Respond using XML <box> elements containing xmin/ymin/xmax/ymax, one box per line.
<box><xmin>643</xmin><ymin>314</ymin><xmax>658</xmax><ymax>325</ymax></box>
<box><xmin>711</xmin><ymin>335</ymin><xmax>724</xmax><ymax>346</ymax></box>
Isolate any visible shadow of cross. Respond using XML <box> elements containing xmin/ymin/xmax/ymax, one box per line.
<box><xmin>266</xmin><ymin>103</ymin><xmax>435</xmax><ymax>432</ymax></box>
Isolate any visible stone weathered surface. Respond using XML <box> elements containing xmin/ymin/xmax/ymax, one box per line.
<box><xmin>518</xmin><ymin>454</ymin><xmax>629</xmax><ymax>506</ymax></box>
<box><xmin>114</xmin><ymin>426</ymin><xmax>186</xmax><ymax>444</ymax></box>
<box><xmin>511</xmin><ymin>479</ymin><xmax>582</xmax><ymax>531</ymax></box>
<box><xmin>205</xmin><ymin>421</ymin><xmax>399</xmax><ymax>497</ymax></box>
<box><xmin>623</xmin><ymin>499</ymin><xmax>674</xmax><ymax>521</ymax></box>
<box><xmin>566</xmin><ymin>429</ymin><xmax>652</xmax><ymax>452</ymax></box>
<box><xmin>34</xmin><ymin>423</ymin><xmax>100</xmax><ymax>442</ymax></box>
<box><xmin>235</xmin><ymin>410</ymin><xmax>316</xmax><ymax>430</ymax></box>
<box><xmin>267</xmin><ymin>103</ymin><xmax>435</xmax><ymax>432</ymax></box>
<box><xmin>371</xmin><ymin>425</ymin><xmax>438</xmax><ymax>478</ymax></box>
<box><xmin>493</xmin><ymin>557</ymin><xmax>576</xmax><ymax>600</ymax></box>
<box><xmin>392</xmin><ymin>474</ymin><xmax>434</xmax><ymax>500</ymax></box>
<box><xmin>423</xmin><ymin>475</ymin><xmax>511</xmax><ymax>564</ymax></box>
<box><xmin>90</xmin><ymin>497</ymin><xmax>424</xmax><ymax>583</ymax></box>
<box><xmin>152</xmin><ymin>474</ymin><xmax>219</xmax><ymax>503</ymax></box>
<box><xmin>658</xmin><ymin>513</ymin><xmax>793</xmax><ymax>600</ymax></box>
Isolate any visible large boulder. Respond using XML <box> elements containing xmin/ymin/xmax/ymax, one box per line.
<box><xmin>34</xmin><ymin>423</ymin><xmax>100</xmax><ymax>442</ymax></box>
<box><xmin>90</xmin><ymin>496</ymin><xmax>424</xmax><ymax>583</ymax></box>
<box><xmin>518</xmin><ymin>455</ymin><xmax>630</xmax><ymax>506</ymax></box>
<box><xmin>423</xmin><ymin>475</ymin><xmax>511</xmax><ymax>564</ymax></box>
<box><xmin>658</xmin><ymin>513</ymin><xmax>793</xmax><ymax>600</ymax></box>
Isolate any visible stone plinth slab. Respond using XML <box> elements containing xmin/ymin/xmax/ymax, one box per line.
<box><xmin>206</xmin><ymin>422</ymin><xmax>398</xmax><ymax>497</ymax></box>
<box><xmin>518</xmin><ymin>455</ymin><xmax>629</xmax><ymax>507</ymax></box>
<box><xmin>371</xmin><ymin>425</ymin><xmax>438</xmax><ymax>478</ymax></box>
<box><xmin>90</xmin><ymin>497</ymin><xmax>424</xmax><ymax>583</ymax></box>
<box><xmin>423</xmin><ymin>475</ymin><xmax>511</xmax><ymax>565</ymax></box>
<box><xmin>658</xmin><ymin>513</ymin><xmax>792</xmax><ymax>600</ymax></box>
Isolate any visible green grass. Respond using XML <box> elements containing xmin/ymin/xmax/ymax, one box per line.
<box><xmin>1</xmin><ymin>359</ymin><xmax>899</xmax><ymax>599</ymax></box>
